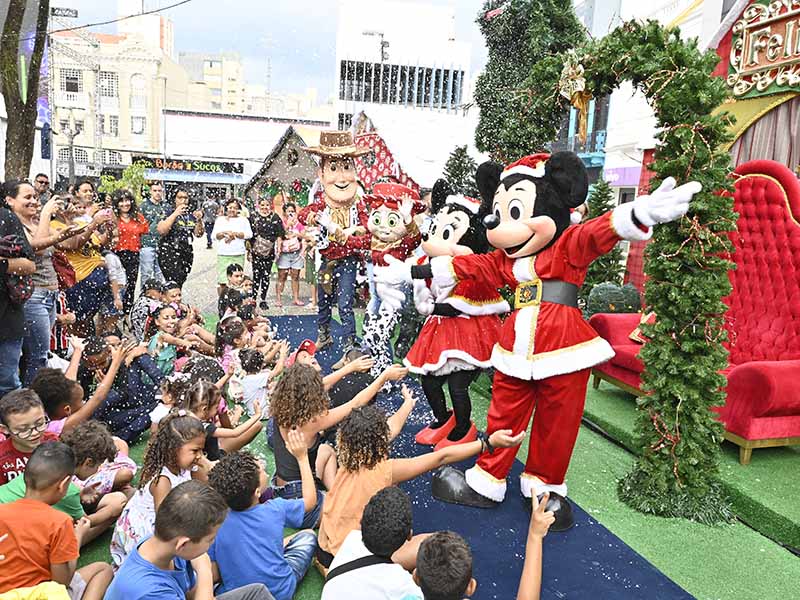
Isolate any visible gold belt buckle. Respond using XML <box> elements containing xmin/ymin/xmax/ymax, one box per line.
<box><xmin>515</xmin><ymin>279</ymin><xmax>542</xmax><ymax>308</ymax></box>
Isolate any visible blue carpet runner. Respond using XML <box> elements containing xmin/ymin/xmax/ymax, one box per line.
<box><xmin>271</xmin><ymin>315</ymin><xmax>694</xmax><ymax>600</ymax></box>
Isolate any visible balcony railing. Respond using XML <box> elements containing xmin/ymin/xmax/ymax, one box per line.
<box><xmin>55</xmin><ymin>91</ymin><xmax>88</xmax><ymax>108</ymax></box>
<box><xmin>549</xmin><ymin>129</ymin><xmax>607</xmax><ymax>155</ymax></box>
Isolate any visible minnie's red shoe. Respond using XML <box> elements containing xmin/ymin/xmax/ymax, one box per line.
<box><xmin>415</xmin><ymin>413</ymin><xmax>456</xmax><ymax>445</ymax></box>
<box><xmin>433</xmin><ymin>423</ymin><xmax>478</xmax><ymax>452</ymax></box>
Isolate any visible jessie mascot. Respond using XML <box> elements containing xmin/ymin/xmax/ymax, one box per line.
<box><xmin>376</xmin><ymin>151</ymin><xmax>701</xmax><ymax>530</ymax></box>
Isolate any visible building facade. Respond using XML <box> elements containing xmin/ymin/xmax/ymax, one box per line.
<box><xmin>50</xmin><ymin>5</ymin><xmax>187</xmax><ymax>183</ymax></box>
<box><xmin>333</xmin><ymin>0</ymin><xmax>471</xmax><ymax>130</ymax></box>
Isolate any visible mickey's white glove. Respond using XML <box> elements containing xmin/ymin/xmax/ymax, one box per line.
<box><xmin>631</xmin><ymin>177</ymin><xmax>701</xmax><ymax>227</ymax></box>
<box><xmin>399</xmin><ymin>197</ymin><xmax>414</xmax><ymax>224</ymax></box>
<box><xmin>376</xmin><ymin>282</ymin><xmax>405</xmax><ymax>311</ymax></box>
<box><xmin>413</xmin><ymin>280</ymin><xmax>435</xmax><ymax>316</ymax></box>
<box><xmin>374</xmin><ymin>255</ymin><xmax>413</xmax><ymax>287</ymax></box>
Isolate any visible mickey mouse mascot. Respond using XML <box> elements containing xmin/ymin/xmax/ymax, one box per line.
<box><xmin>377</xmin><ymin>152</ymin><xmax>701</xmax><ymax>530</ymax></box>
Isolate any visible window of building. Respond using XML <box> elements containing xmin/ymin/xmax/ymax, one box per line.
<box><xmin>106</xmin><ymin>115</ymin><xmax>119</xmax><ymax>137</ymax></box>
<box><xmin>74</xmin><ymin>119</ymin><xmax>84</xmax><ymax>133</ymax></box>
<box><xmin>106</xmin><ymin>150</ymin><xmax>122</xmax><ymax>165</ymax></box>
<box><xmin>337</xmin><ymin>112</ymin><xmax>353</xmax><ymax>130</ymax></box>
<box><xmin>74</xmin><ymin>148</ymin><xmax>88</xmax><ymax>163</ymax></box>
<box><xmin>60</xmin><ymin>69</ymin><xmax>83</xmax><ymax>93</ymax></box>
<box><xmin>98</xmin><ymin>71</ymin><xmax>118</xmax><ymax>97</ymax></box>
<box><xmin>131</xmin><ymin>116</ymin><xmax>146</xmax><ymax>135</ymax></box>
<box><xmin>130</xmin><ymin>74</ymin><xmax>147</xmax><ymax>109</ymax></box>
<box><xmin>58</xmin><ymin>119</ymin><xmax>69</xmax><ymax>133</ymax></box>
<box><xmin>57</xmin><ymin>148</ymin><xmax>71</xmax><ymax>162</ymax></box>
<box><xmin>423</xmin><ymin>68</ymin><xmax>433</xmax><ymax>106</ymax></box>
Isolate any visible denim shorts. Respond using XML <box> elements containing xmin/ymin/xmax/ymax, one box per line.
<box><xmin>271</xmin><ymin>477</ymin><xmax>325</xmax><ymax>530</ymax></box>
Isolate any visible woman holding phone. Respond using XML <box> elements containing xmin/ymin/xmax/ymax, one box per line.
<box><xmin>6</xmin><ymin>186</ymin><xmax>84</xmax><ymax>384</ymax></box>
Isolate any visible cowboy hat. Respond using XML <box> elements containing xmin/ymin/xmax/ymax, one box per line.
<box><xmin>304</xmin><ymin>130</ymin><xmax>370</xmax><ymax>158</ymax></box>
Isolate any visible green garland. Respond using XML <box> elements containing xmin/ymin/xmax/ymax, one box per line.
<box><xmin>502</xmin><ymin>19</ymin><xmax>738</xmax><ymax>522</ymax></box>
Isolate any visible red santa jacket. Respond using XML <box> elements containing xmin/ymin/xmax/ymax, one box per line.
<box><xmin>298</xmin><ymin>192</ymin><xmax>370</xmax><ymax>260</ymax></box>
<box><xmin>430</xmin><ymin>209</ymin><xmax>649</xmax><ymax>381</ymax></box>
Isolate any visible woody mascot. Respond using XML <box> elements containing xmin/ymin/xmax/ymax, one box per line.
<box><xmin>300</xmin><ymin>131</ymin><xmax>371</xmax><ymax>352</ymax></box>
<box><xmin>376</xmin><ymin>151</ymin><xmax>701</xmax><ymax>530</ymax></box>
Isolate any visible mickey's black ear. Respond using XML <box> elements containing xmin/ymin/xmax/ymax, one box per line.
<box><xmin>545</xmin><ymin>152</ymin><xmax>589</xmax><ymax>208</ymax></box>
<box><xmin>431</xmin><ymin>179</ymin><xmax>452</xmax><ymax>214</ymax></box>
<box><xmin>476</xmin><ymin>161</ymin><xmax>503</xmax><ymax>207</ymax></box>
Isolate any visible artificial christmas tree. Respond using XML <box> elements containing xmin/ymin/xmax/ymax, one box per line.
<box><xmin>579</xmin><ymin>178</ymin><xmax>625</xmax><ymax>306</ymax></box>
<box><xmin>474</xmin><ymin>0</ymin><xmax>586</xmax><ymax>161</ymax></box>
<box><xmin>443</xmin><ymin>146</ymin><xmax>479</xmax><ymax>197</ymax></box>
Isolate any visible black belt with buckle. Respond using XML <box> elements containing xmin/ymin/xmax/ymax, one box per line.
<box><xmin>514</xmin><ymin>279</ymin><xmax>578</xmax><ymax>309</ymax></box>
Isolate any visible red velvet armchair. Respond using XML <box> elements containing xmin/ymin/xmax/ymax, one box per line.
<box><xmin>589</xmin><ymin>159</ymin><xmax>800</xmax><ymax>464</ymax></box>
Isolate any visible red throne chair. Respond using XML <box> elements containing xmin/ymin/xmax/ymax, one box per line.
<box><xmin>589</xmin><ymin>159</ymin><xmax>800</xmax><ymax>464</ymax></box>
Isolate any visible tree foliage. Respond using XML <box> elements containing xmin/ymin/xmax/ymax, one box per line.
<box><xmin>99</xmin><ymin>162</ymin><xmax>148</xmax><ymax>202</ymax></box>
<box><xmin>1</xmin><ymin>0</ymin><xmax>50</xmax><ymax>179</ymax></box>
<box><xmin>579</xmin><ymin>178</ymin><xmax>625</xmax><ymax>305</ymax></box>
<box><xmin>474</xmin><ymin>0</ymin><xmax>586</xmax><ymax>162</ymax></box>
<box><xmin>503</xmin><ymin>17</ymin><xmax>737</xmax><ymax>523</ymax></box>
<box><xmin>443</xmin><ymin>145</ymin><xmax>478</xmax><ymax>197</ymax></box>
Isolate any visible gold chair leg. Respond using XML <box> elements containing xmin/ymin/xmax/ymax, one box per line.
<box><xmin>739</xmin><ymin>446</ymin><xmax>753</xmax><ymax>465</ymax></box>
<box><xmin>592</xmin><ymin>373</ymin><xmax>600</xmax><ymax>390</ymax></box>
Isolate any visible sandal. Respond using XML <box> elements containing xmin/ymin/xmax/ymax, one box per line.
<box><xmin>293</xmin><ymin>299</ymin><xmax>305</xmax><ymax>307</ymax></box>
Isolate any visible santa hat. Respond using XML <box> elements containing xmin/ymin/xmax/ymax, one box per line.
<box><xmin>364</xmin><ymin>182</ymin><xmax>426</xmax><ymax>214</ymax></box>
<box><xmin>501</xmin><ymin>153</ymin><xmax>550</xmax><ymax>180</ymax></box>
<box><xmin>445</xmin><ymin>194</ymin><xmax>482</xmax><ymax>214</ymax></box>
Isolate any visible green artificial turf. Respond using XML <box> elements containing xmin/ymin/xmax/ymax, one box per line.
<box><xmin>470</xmin><ymin>378</ymin><xmax>800</xmax><ymax>600</ymax></box>
<box><xmin>583</xmin><ymin>381</ymin><xmax>800</xmax><ymax>549</ymax></box>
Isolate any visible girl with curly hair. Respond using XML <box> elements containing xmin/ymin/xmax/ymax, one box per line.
<box><xmin>316</xmin><ymin>387</ymin><xmax>526</xmax><ymax>570</ymax></box>
<box><xmin>109</xmin><ymin>411</ymin><xmax>206</xmax><ymax>568</ymax></box>
<box><xmin>269</xmin><ymin>361</ymin><xmax>408</xmax><ymax>529</ymax></box>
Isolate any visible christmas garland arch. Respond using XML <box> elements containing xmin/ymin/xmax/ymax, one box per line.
<box><xmin>523</xmin><ymin>20</ymin><xmax>737</xmax><ymax>523</ymax></box>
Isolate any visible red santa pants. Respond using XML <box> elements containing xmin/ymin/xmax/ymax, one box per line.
<box><xmin>477</xmin><ymin>367</ymin><xmax>590</xmax><ymax>489</ymax></box>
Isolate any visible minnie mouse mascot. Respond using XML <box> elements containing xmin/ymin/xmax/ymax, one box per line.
<box><xmin>377</xmin><ymin>152</ymin><xmax>701</xmax><ymax>530</ymax></box>
<box><xmin>399</xmin><ymin>181</ymin><xmax>508</xmax><ymax>450</ymax></box>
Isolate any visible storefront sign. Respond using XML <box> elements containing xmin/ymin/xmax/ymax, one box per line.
<box><xmin>603</xmin><ymin>166</ymin><xmax>641</xmax><ymax>187</ymax></box>
<box><xmin>728</xmin><ymin>0</ymin><xmax>800</xmax><ymax>98</ymax></box>
<box><xmin>132</xmin><ymin>156</ymin><xmax>244</xmax><ymax>174</ymax></box>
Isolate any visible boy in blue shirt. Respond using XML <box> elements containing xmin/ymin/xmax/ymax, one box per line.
<box><xmin>207</xmin><ymin>431</ymin><xmax>318</xmax><ymax>600</ymax></box>
<box><xmin>104</xmin><ymin>480</ymin><xmax>272</xmax><ymax>600</ymax></box>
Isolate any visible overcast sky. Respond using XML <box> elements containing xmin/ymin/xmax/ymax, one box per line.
<box><xmin>59</xmin><ymin>0</ymin><xmax>488</xmax><ymax>100</ymax></box>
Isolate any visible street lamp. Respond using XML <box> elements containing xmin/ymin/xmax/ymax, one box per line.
<box><xmin>55</xmin><ymin>108</ymin><xmax>84</xmax><ymax>186</ymax></box>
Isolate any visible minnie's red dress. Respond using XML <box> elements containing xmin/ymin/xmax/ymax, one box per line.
<box><xmin>404</xmin><ymin>257</ymin><xmax>509</xmax><ymax>376</ymax></box>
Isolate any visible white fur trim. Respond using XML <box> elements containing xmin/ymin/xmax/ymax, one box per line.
<box><xmin>465</xmin><ymin>465</ymin><xmax>507</xmax><ymax>502</ymax></box>
<box><xmin>502</xmin><ymin>163</ymin><xmax>546</xmax><ymax>179</ymax></box>
<box><xmin>404</xmin><ymin>348</ymin><xmax>492</xmax><ymax>375</ymax></box>
<box><xmin>513</xmin><ymin>306</ymin><xmax>539</xmax><ymax>357</ymax></box>
<box><xmin>444</xmin><ymin>296</ymin><xmax>510</xmax><ymax>315</ymax></box>
<box><xmin>520</xmin><ymin>474</ymin><xmax>568</xmax><ymax>498</ymax></box>
<box><xmin>611</xmin><ymin>204</ymin><xmax>653</xmax><ymax>241</ymax></box>
<box><xmin>512</xmin><ymin>256</ymin><xmax>537</xmax><ymax>282</ymax></box>
<box><xmin>491</xmin><ymin>336</ymin><xmax>615</xmax><ymax>381</ymax></box>
<box><xmin>570</xmin><ymin>210</ymin><xmax>583</xmax><ymax>225</ymax></box>
<box><xmin>445</xmin><ymin>194</ymin><xmax>481</xmax><ymax>214</ymax></box>
<box><xmin>429</xmin><ymin>255</ymin><xmax>458</xmax><ymax>294</ymax></box>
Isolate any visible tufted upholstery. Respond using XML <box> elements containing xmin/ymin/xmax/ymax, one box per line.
<box><xmin>590</xmin><ymin>160</ymin><xmax>800</xmax><ymax>462</ymax></box>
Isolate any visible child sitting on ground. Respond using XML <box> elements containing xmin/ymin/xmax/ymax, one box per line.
<box><xmin>215</xmin><ymin>318</ymin><xmax>279</xmax><ymax>404</ymax></box>
<box><xmin>316</xmin><ymin>399</ymin><xmax>525</xmax><ymax>568</ymax></box>
<box><xmin>414</xmin><ymin>532</ymin><xmax>476</xmax><ymax>600</ymax></box>
<box><xmin>149</xmin><ymin>372</ymin><xmax>194</xmax><ymax>434</ymax></box>
<box><xmin>105</xmin><ymin>480</ymin><xmax>272</xmax><ymax>600</ymax></box>
<box><xmin>0</xmin><ymin>442</ymin><xmax>113</xmax><ymax>599</ymax></box>
<box><xmin>181</xmin><ymin>380</ymin><xmax>263</xmax><ymax>461</ymax></box>
<box><xmin>109</xmin><ymin>411</ymin><xmax>207</xmax><ymax>568</ymax></box>
<box><xmin>208</xmin><ymin>439</ymin><xmax>318</xmax><ymax>600</ymax></box>
<box><xmin>321</xmin><ymin>486</ymin><xmax>423</xmax><ymax>599</ymax></box>
<box><xmin>0</xmin><ymin>390</ymin><xmax>61</xmax><ymax>486</ymax></box>
<box><xmin>31</xmin><ymin>338</ymin><xmax>134</xmax><ymax>437</ymax></box>
<box><xmin>218</xmin><ymin>264</ymin><xmax>245</xmax><ymax>318</ymax></box>
<box><xmin>163</xmin><ymin>281</ymin><xmax>215</xmax><ymax>354</ymax></box>
<box><xmin>239</xmin><ymin>343</ymin><xmax>288</xmax><ymax>418</ymax></box>
<box><xmin>269</xmin><ymin>363</ymin><xmax>408</xmax><ymax>530</ymax></box>
<box><xmin>130</xmin><ymin>279</ymin><xmax>164</xmax><ymax>342</ymax></box>
<box><xmin>146</xmin><ymin>303</ymin><xmax>195</xmax><ymax>376</ymax></box>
